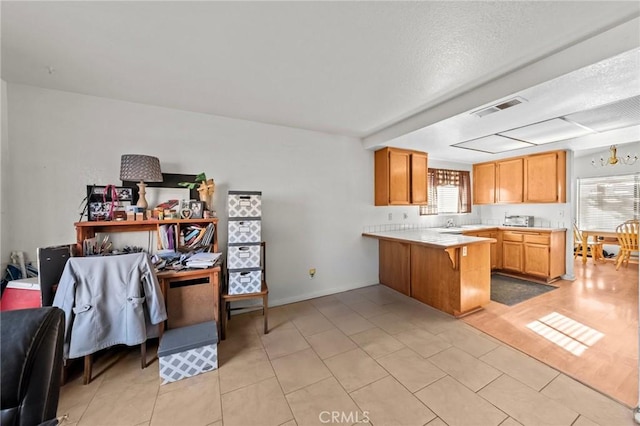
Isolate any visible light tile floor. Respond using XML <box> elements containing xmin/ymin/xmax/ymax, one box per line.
<box><xmin>58</xmin><ymin>284</ymin><xmax>635</xmax><ymax>426</ymax></box>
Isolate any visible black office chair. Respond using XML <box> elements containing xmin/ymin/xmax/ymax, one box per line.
<box><xmin>1</xmin><ymin>307</ymin><xmax>65</xmax><ymax>426</ymax></box>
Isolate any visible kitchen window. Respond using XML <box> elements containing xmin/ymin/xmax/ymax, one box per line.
<box><xmin>420</xmin><ymin>169</ymin><xmax>471</xmax><ymax>215</ymax></box>
<box><xmin>576</xmin><ymin>173</ymin><xmax>639</xmax><ymax>230</ymax></box>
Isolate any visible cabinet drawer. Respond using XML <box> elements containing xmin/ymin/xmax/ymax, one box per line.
<box><xmin>228</xmin><ymin>269</ymin><xmax>262</xmax><ymax>295</ymax></box>
<box><xmin>228</xmin><ymin>244</ymin><xmax>261</xmax><ymax>269</ymax></box>
<box><xmin>228</xmin><ymin>191</ymin><xmax>262</xmax><ymax>218</ymax></box>
<box><xmin>524</xmin><ymin>234</ymin><xmax>550</xmax><ymax>245</ymax></box>
<box><xmin>228</xmin><ymin>219</ymin><xmax>261</xmax><ymax>244</ymax></box>
<box><xmin>502</xmin><ymin>232</ymin><xmax>524</xmax><ymax>242</ymax></box>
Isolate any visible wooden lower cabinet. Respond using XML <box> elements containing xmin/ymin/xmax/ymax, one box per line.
<box><xmin>378</xmin><ymin>239</ymin><xmax>410</xmax><ymax>296</ymax></box>
<box><xmin>375</xmin><ymin>238</ymin><xmax>492</xmax><ymax>316</ymax></box>
<box><xmin>523</xmin><ymin>243</ymin><xmax>550</xmax><ymax>277</ymax></box>
<box><xmin>410</xmin><ymin>243</ymin><xmax>490</xmax><ymax>316</ymax></box>
<box><xmin>501</xmin><ymin>229</ymin><xmax>565</xmax><ymax>281</ymax></box>
<box><xmin>463</xmin><ymin>230</ymin><xmax>501</xmax><ymax>269</ymax></box>
<box><xmin>502</xmin><ymin>241</ymin><xmax>524</xmax><ymax>272</ymax></box>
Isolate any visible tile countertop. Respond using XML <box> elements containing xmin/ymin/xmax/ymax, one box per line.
<box><xmin>362</xmin><ymin>225</ymin><xmax>567</xmax><ymax>249</ymax></box>
<box><xmin>460</xmin><ymin>225</ymin><xmax>568</xmax><ymax>232</ymax></box>
<box><xmin>361</xmin><ymin>229</ymin><xmax>495</xmax><ymax>249</ymax></box>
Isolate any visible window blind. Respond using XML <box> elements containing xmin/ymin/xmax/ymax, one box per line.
<box><xmin>437</xmin><ymin>186</ymin><xmax>459</xmax><ymax>214</ymax></box>
<box><xmin>576</xmin><ymin>173</ymin><xmax>639</xmax><ymax>230</ymax></box>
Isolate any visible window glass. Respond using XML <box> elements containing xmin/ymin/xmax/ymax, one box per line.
<box><xmin>576</xmin><ymin>173</ymin><xmax>639</xmax><ymax>230</ymax></box>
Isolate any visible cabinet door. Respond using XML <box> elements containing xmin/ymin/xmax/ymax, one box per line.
<box><xmin>490</xmin><ymin>231</ymin><xmax>502</xmax><ymax>270</ymax></box>
<box><xmin>496</xmin><ymin>158</ymin><xmax>523</xmax><ymax>203</ymax></box>
<box><xmin>524</xmin><ymin>151</ymin><xmax>566</xmax><ymax>203</ymax></box>
<box><xmin>473</xmin><ymin>163</ymin><xmax>496</xmax><ymax>204</ymax></box>
<box><xmin>502</xmin><ymin>241</ymin><xmax>524</xmax><ymax>272</ymax></box>
<box><xmin>378</xmin><ymin>239</ymin><xmax>410</xmax><ymax>295</ymax></box>
<box><xmin>524</xmin><ymin>243</ymin><xmax>550</xmax><ymax>277</ymax></box>
<box><xmin>410</xmin><ymin>152</ymin><xmax>428</xmax><ymax>205</ymax></box>
<box><xmin>386</xmin><ymin>150</ymin><xmax>411</xmax><ymax>205</ymax></box>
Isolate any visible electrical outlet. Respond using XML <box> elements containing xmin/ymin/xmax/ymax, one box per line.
<box><xmin>388</xmin><ymin>213</ymin><xmax>392</xmax><ymax>221</ymax></box>
<box><xmin>309</xmin><ymin>268</ymin><xmax>316</xmax><ymax>279</ymax></box>
<box><xmin>462</xmin><ymin>246</ymin><xmax>467</xmax><ymax>256</ymax></box>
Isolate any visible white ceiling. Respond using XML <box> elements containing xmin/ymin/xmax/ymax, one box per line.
<box><xmin>2</xmin><ymin>1</ymin><xmax>640</xmax><ymax>163</ymax></box>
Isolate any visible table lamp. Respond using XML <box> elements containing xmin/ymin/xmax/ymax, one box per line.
<box><xmin>119</xmin><ymin>154</ymin><xmax>163</xmax><ymax>210</ymax></box>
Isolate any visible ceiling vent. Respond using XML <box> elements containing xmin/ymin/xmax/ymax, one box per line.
<box><xmin>471</xmin><ymin>96</ymin><xmax>527</xmax><ymax>118</ymax></box>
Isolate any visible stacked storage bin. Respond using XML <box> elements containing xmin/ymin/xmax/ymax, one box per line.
<box><xmin>227</xmin><ymin>191</ymin><xmax>262</xmax><ymax>294</ymax></box>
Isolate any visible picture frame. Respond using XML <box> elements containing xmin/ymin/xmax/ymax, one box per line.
<box><xmin>86</xmin><ymin>185</ymin><xmax>135</xmax><ymax>221</ymax></box>
<box><xmin>189</xmin><ymin>201</ymin><xmax>205</xmax><ymax>219</ymax></box>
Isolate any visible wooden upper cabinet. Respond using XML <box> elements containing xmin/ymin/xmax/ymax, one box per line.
<box><xmin>496</xmin><ymin>158</ymin><xmax>523</xmax><ymax>203</ymax></box>
<box><xmin>388</xmin><ymin>149</ymin><xmax>411</xmax><ymax>204</ymax></box>
<box><xmin>473</xmin><ymin>162</ymin><xmax>496</xmax><ymax>204</ymax></box>
<box><xmin>524</xmin><ymin>151</ymin><xmax>566</xmax><ymax>203</ymax></box>
<box><xmin>375</xmin><ymin>147</ymin><xmax>428</xmax><ymax>206</ymax></box>
<box><xmin>410</xmin><ymin>152</ymin><xmax>428</xmax><ymax>204</ymax></box>
<box><xmin>472</xmin><ymin>150</ymin><xmax>566</xmax><ymax>205</ymax></box>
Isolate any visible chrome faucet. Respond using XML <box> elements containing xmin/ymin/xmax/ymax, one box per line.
<box><xmin>446</xmin><ymin>219</ymin><xmax>455</xmax><ymax>228</ymax></box>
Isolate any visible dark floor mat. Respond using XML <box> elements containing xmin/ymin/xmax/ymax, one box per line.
<box><xmin>490</xmin><ymin>275</ymin><xmax>557</xmax><ymax>306</ymax></box>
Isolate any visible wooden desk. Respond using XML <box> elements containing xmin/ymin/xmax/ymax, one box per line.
<box><xmin>157</xmin><ymin>266</ymin><xmax>221</xmax><ymax>339</ymax></box>
<box><xmin>75</xmin><ymin>218</ymin><xmax>221</xmax><ymax>332</ymax></box>
<box><xmin>580</xmin><ymin>229</ymin><xmax>617</xmax><ymax>264</ymax></box>
<box><xmin>71</xmin><ymin>219</ymin><xmax>222</xmax><ymax>383</ymax></box>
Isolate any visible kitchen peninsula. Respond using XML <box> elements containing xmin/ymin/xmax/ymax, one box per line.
<box><xmin>363</xmin><ymin>229</ymin><xmax>495</xmax><ymax>317</ymax></box>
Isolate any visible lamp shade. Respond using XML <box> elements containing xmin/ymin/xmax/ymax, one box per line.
<box><xmin>119</xmin><ymin>154</ymin><xmax>163</xmax><ymax>182</ymax></box>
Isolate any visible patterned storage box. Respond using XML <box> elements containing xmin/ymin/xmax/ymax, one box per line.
<box><xmin>228</xmin><ymin>268</ymin><xmax>262</xmax><ymax>294</ymax></box>
<box><xmin>228</xmin><ymin>243</ymin><xmax>261</xmax><ymax>269</ymax></box>
<box><xmin>228</xmin><ymin>219</ymin><xmax>261</xmax><ymax>244</ymax></box>
<box><xmin>158</xmin><ymin>321</ymin><xmax>218</xmax><ymax>385</ymax></box>
<box><xmin>228</xmin><ymin>191</ymin><xmax>262</xmax><ymax>218</ymax></box>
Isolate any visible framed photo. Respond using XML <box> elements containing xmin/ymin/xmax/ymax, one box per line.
<box><xmin>189</xmin><ymin>201</ymin><xmax>205</xmax><ymax>219</ymax></box>
<box><xmin>86</xmin><ymin>185</ymin><xmax>134</xmax><ymax>221</ymax></box>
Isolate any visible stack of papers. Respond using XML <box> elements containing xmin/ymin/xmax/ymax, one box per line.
<box><xmin>186</xmin><ymin>252</ymin><xmax>222</xmax><ymax>269</ymax></box>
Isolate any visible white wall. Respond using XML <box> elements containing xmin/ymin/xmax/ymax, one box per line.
<box><xmin>574</xmin><ymin>141</ymin><xmax>640</xmax><ymax>179</ymax></box>
<box><xmin>3</xmin><ymin>83</ymin><xmax>409</xmax><ymax>305</ymax></box>
<box><xmin>1</xmin><ymin>80</ymin><xmax>7</xmax><ymax>272</ymax></box>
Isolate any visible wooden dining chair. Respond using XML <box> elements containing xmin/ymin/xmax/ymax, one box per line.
<box><xmin>615</xmin><ymin>220</ymin><xmax>639</xmax><ymax>270</ymax></box>
<box><xmin>573</xmin><ymin>223</ymin><xmax>604</xmax><ymax>262</ymax></box>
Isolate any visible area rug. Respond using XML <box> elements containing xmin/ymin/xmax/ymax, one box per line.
<box><xmin>490</xmin><ymin>274</ymin><xmax>558</xmax><ymax>306</ymax></box>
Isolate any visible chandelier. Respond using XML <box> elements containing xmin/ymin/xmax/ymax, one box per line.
<box><xmin>591</xmin><ymin>145</ymin><xmax>638</xmax><ymax>167</ymax></box>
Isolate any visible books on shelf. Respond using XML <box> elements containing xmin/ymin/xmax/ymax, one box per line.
<box><xmin>158</xmin><ymin>224</ymin><xmax>178</xmax><ymax>251</ymax></box>
<box><xmin>181</xmin><ymin>223</ymin><xmax>215</xmax><ymax>248</ymax></box>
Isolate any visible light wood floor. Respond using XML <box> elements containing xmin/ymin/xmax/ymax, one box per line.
<box><xmin>463</xmin><ymin>259</ymin><xmax>639</xmax><ymax>408</ymax></box>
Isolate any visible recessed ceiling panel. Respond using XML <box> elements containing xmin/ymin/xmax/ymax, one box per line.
<box><xmin>564</xmin><ymin>95</ymin><xmax>640</xmax><ymax>132</ymax></box>
<box><xmin>452</xmin><ymin>135</ymin><xmax>535</xmax><ymax>154</ymax></box>
<box><xmin>498</xmin><ymin>118</ymin><xmax>594</xmax><ymax>145</ymax></box>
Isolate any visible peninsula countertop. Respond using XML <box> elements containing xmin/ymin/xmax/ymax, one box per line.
<box><xmin>361</xmin><ymin>229</ymin><xmax>495</xmax><ymax>249</ymax></box>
